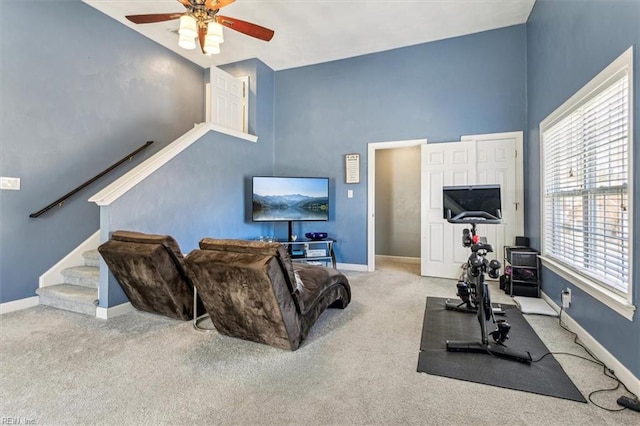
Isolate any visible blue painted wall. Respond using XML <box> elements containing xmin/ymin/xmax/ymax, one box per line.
<box><xmin>103</xmin><ymin>132</ymin><xmax>274</xmax><ymax>306</ymax></box>
<box><xmin>101</xmin><ymin>59</ymin><xmax>276</xmax><ymax>307</ymax></box>
<box><xmin>0</xmin><ymin>0</ymin><xmax>204</xmax><ymax>303</ymax></box>
<box><xmin>526</xmin><ymin>0</ymin><xmax>640</xmax><ymax>377</ymax></box>
<box><xmin>274</xmin><ymin>25</ymin><xmax>527</xmax><ymax>264</ymax></box>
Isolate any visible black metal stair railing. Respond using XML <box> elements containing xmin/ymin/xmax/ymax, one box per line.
<box><xmin>29</xmin><ymin>141</ymin><xmax>154</xmax><ymax>218</ymax></box>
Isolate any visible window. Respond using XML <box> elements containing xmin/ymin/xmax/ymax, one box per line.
<box><xmin>540</xmin><ymin>47</ymin><xmax>634</xmax><ymax>320</ymax></box>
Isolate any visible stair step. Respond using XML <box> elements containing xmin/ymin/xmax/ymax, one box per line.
<box><xmin>36</xmin><ymin>284</ymin><xmax>98</xmax><ymax>316</ymax></box>
<box><xmin>83</xmin><ymin>249</ymin><xmax>101</xmax><ymax>267</ymax></box>
<box><xmin>61</xmin><ymin>266</ymin><xmax>99</xmax><ymax>288</ymax></box>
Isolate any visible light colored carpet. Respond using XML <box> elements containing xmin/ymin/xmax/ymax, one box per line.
<box><xmin>1</xmin><ymin>259</ymin><xmax>637</xmax><ymax>425</ymax></box>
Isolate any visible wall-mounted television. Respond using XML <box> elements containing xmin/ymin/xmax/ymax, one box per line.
<box><xmin>442</xmin><ymin>184</ymin><xmax>502</xmax><ymax>220</ymax></box>
<box><xmin>252</xmin><ymin>176</ymin><xmax>329</xmax><ymax>222</ymax></box>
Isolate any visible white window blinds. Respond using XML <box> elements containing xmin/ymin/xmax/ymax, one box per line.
<box><xmin>542</xmin><ymin>67</ymin><xmax>631</xmax><ymax>295</ymax></box>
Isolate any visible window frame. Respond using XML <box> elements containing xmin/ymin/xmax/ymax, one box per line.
<box><xmin>539</xmin><ymin>47</ymin><xmax>635</xmax><ymax>321</ymax></box>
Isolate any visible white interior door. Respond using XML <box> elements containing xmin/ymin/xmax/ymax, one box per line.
<box><xmin>420</xmin><ymin>132</ymin><xmax>524</xmax><ymax>279</ymax></box>
<box><xmin>206</xmin><ymin>66</ymin><xmax>247</xmax><ymax>132</ymax></box>
<box><xmin>420</xmin><ymin>141</ymin><xmax>476</xmax><ymax>277</ymax></box>
<box><xmin>463</xmin><ymin>132</ymin><xmax>524</xmax><ymax>267</ymax></box>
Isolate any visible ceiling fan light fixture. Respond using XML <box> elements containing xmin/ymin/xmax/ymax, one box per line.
<box><xmin>206</xmin><ymin>22</ymin><xmax>224</xmax><ymax>44</ymax></box>
<box><xmin>204</xmin><ymin>40</ymin><xmax>221</xmax><ymax>55</ymax></box>
<box><xmin>178</xmin><ymin>14</ymin><xmax>198</xmax><ymax>38</ymax></box>
<box><xmin>128</xmin><ymin>2</ymin><xmax>274</xmax><ymax>57</ymax></box>
<box><xmin>178</xmin><ymin>34</ymin><xmax>197</xmax><ymax>50</ymax></box>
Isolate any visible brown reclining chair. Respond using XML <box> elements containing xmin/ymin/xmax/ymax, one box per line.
<box><xmin>185</xmin><ymin>238</ymin><xmax>351</xmax><ymax>350</ymax></box>
<box><xmin>98</xmin><ymin>230</ymin><xmax>198</xmax><ymax>321</ymax></box>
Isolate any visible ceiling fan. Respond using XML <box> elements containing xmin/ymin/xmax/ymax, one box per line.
<box><xmin>125</xmin><ymin>0</ymin><xmax>274</xmax><ymax>55</ymax></box>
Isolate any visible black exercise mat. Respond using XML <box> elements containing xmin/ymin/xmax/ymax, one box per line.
<box><xmin>417</xmin><ymin>297</ymin><xmax>586</xmax><ymax>402</ymax></box>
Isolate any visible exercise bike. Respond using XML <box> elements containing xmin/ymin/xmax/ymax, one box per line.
<box><xmin>444</xmin><ymin>222</ymin><xmax>505</xmax><ymax>316</ymax></box>
<box><xmin>442</xmin><ymin>186</ymin><xmax>531</xmax><ymax>364</ymax></box>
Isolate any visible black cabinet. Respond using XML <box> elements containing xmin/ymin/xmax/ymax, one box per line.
<box><xmin>504</xmin><ymin>246</ymin><xmax>540</xmax><ymax>297</ymax></box>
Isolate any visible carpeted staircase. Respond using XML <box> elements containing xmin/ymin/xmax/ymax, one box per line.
<box><xmin>36</xmin><ymin>250</ymin><xmax>100</xmax><ymax>316</ymax></box>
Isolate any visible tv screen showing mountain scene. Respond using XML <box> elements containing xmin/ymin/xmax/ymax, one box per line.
<box><xmin>252</xmin><ymin>177</ymin><xmax>329</xmax><ymax>221</ymax></box>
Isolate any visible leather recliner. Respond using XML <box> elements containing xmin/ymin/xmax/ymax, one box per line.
<box><xmin>185</xmin><ymin>238</ymin><xmax>351</xmax><ymax>350</ymax></box>
<box><xmin>98</xmin><ymin>230</ymin><xmax>198</xmax><ymax>321</ymax></box>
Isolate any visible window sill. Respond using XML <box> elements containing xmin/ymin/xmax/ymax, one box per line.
<box><xmin>539</xmin><ymin>255</ymin><xmax>635</xmax><ymax>321</ymax></box>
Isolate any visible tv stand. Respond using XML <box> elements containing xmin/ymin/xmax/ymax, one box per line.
<box><xmin>280</xmin><ymin>239</ymin><xmax>336</xmax><ymax>269</ymax></box>
<box><xmin>288</xmin><ymin>221</ymin><xmax>294</xmax><ymax>243</ymax></box>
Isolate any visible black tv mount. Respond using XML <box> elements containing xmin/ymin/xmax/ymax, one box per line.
<box><xmin>444</xmin><ymin>209</ymin><xmax>531</xmax><ymax>364</ymax></box>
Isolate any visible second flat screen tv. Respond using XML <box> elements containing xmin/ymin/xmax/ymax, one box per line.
<box><xmin>252</xmin><ymin>176</ymin><xmax>329</xmax><ymax>222</ymax></box>
<box><xmin>442</xmin><ymin>184</ymin><xmax>502</xmax><ymax>219</ymax></box>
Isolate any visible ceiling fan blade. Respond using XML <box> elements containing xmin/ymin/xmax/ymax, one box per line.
<box><xmin>126</xmin><ymin>13</ymin><xmax>183</xmax><ymax>24</ymax></box>
<box><xmin>216</xmin><ymin>15</ymin><xmax>274</xmax><ymax>41</ymax></box>
<box><xmin>205</xmin><ymin>0</ymin><xmax>236</xmax><ymax>10</ymax></box>
<box><xmin>199</xmin><ymin>26</ymin><xmax>206</xmax><ymax>54</ymax></box>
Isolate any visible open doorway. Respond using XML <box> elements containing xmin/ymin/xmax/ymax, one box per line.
<box><xmin>367</xmin><ymin>132</ymin><xmax>523</xmax><ymax>275</ymax></box>
<box><xmin>367</xmin><ymin>139</ymin><xmax>426</xmax><ymax>272</ymax></box>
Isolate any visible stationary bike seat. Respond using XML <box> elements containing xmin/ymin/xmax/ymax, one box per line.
<box><xmin>471</xmin><ymin>243</ymin><xmax>493</xmax><ymax>253</ymax></box>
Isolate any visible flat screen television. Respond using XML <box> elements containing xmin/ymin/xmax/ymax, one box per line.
<box><xmin>252</xmin><ymin>176</ymin><xmax>329</xmax><ymax>222</ymax></box>
<box><xmin>442</xmin><ymin>184</ymin><xmax>502</xmax><ymax>220</ymax></box>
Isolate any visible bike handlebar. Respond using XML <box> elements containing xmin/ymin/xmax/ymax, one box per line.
<box><xmin>446</xmin><ymin>209</ymin><xmax>502</xmax><ymax>224</ymax></box>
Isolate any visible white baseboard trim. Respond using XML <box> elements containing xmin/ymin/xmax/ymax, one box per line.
<box><xmin>95</xmin><ymin>302</ymin><xmax>134</xmax><ymax>320</ymax></box>
<box><xmin>0</xmin><ymin>296</ymin><xmax>39</xmax><ymax>314</ymax></box>
<box><xmin>40</xmin><ymin>230</ymin><xmax>100</xmax><ymax>288</ymax></box>
<box><xmin>337</xmin><ymin>263</ymin><xmax>368</xmax><ymax>272</ymax></box>
<box><xmin>542</xmin><ymin>292</ymin><xmax>640</xmax><ymax>396</ymax></box>
<box><xmin>375</xmin><ymin>255</ymin><xmax>420</xmax><ymax>264</ymax></box>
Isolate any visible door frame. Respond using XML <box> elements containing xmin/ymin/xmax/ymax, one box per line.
<box><xmin>367</xmin><ymin>138</ymin><xmax>427</xmax><ymax>272</ymax></box>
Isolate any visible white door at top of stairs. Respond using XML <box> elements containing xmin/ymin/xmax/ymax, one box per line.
<box><xmin>206</xmin><ymin>66</ymin><xmax>249</xmax><ymax>133</ymax></box>
<box><xmin>420</xmin><ymin>132</ymin><xmax>524</xmax><ymax>279</ymax></box>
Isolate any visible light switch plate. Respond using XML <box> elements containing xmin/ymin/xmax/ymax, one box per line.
<box><xmin>1</xmin><ymin>177</ymin><xmax>21</xmax><ymax>190</ymax></box>
<box><xmin>347</xmin><ymin>190</ymin><xmax>353</xmax><ymax>198</ymax></box>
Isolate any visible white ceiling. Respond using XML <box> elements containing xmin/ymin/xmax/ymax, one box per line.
<box><xmin>83</xmin><ymin>0</ymin><xmax>536</xmax><ymax>71</ymax></box>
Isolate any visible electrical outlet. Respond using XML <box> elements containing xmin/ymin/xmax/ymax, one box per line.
<box><xmin>562</xmin><ymin>288</ymin><xmax>572</xmax><ymax>308</ymax></box>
